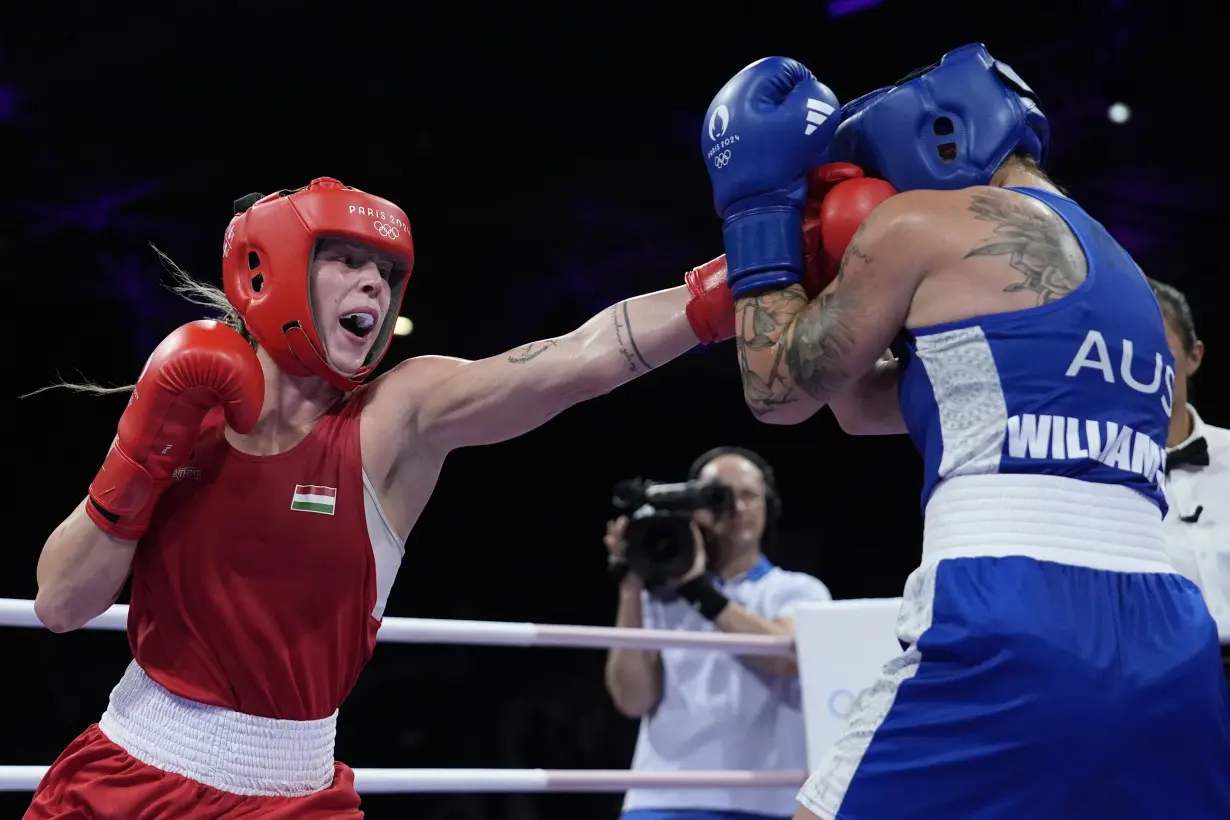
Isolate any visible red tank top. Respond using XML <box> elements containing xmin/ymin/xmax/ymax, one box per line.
<box><xmin>127</xmin><ymin>387</ymin><xmax>386</xmax><ymax>720</ymax></box>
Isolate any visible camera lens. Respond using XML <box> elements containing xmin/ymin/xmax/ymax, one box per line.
<box><xmin>645</xmin><ymin>528</ymin><xmax>676</xmax><ymax>559</ymax></box>
<box><xmin>626</xmin><ymin>513</ymin><xmax>695</xmax><ymax>588</ymax></box>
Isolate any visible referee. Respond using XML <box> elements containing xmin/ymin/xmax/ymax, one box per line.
<box><xmin>1150</xmin><ymin>278</ymin><xmax>1229</xmax><ymax>688</ymax></box>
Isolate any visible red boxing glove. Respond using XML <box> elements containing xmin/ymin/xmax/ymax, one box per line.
<box><xmin>802</xmin><ymin>163</ymin><xmax>897</xmax><ymax>296</ymax></box>
<box><xmin>86</xmin><ymin>320</ymin><xmax>265</xmax><ymax>541</ymax></box>
<box><xmin>684</xmin><ymin>166</ymin><xmax>894</xmax><ymax>343</ymax></box>
<box><xmin>684</xmin><ymin>255</ymin><xmax>734</xmax><ymax>344</ymax></box>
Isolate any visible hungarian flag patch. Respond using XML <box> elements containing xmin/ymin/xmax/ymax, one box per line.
<box><xmin>290</xmin><ymin>485</ymin><xmax>337</xmax><ymax>515</ymax></box>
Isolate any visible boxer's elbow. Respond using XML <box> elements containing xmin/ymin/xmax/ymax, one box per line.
<box><xmin>33</xmin><ymin>591</ymin><xmax>88</xmax><ymax>633</ymax></box>
<box><xmin>737</xmin><ymin>346</ymin><xmax>825</xmax><ymax>425</ymax></box>
<box><xmin>34</xmin><ymin>581</ymin><xmax>121</xmax><ymax>633</ymax></box>
<box><xmin>34</xmin><ymin>540</ymin><xmax>86</xmax><ymax>633</ymax></box>
<box><xmin>750</xmin><ymin>404</ymin><xmax>820</xmax><ymax>426</ymax></box>
<box><xmin>34</xmin><ymin>508</ymin><xmax>133</xmax><ymax>633</ymax></box>
<box><xmin>34</xmin><ymin>602</ymin><xmax>73</xmax><ymax>633</ymax></box>
<box><xmin>34</xmin><ymin>574</ymin><xmax>114</xmax><ymax>633</ymax></box>
<box><xmin>741</xmin><ymin>387</ymin><xmax>824</xmax><ymax>426</ymax></box>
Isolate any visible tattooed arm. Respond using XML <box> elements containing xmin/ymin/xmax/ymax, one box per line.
<box><xmin>393</xmin><ymin>286</ymin><xmax>699</xmax><ymax>454</ymax></box>
<box><xmin>735</xmin><ymin>194</ymin><xmax>930</xmax><ymax>425</ymax></box>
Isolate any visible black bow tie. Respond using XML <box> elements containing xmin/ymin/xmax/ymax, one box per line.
<box><xmin>1167</xmin><ymin>437</ymin><xmax>1210</xmax><ymax>473</ymax></box>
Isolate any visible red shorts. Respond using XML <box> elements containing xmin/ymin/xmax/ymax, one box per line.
<box><xmin>24</xmin><ymin>725</ymin><xmax>363</xmax><ymax>819</ymax></box>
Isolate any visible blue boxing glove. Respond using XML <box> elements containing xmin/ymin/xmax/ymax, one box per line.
<box><xmin>702</xmin><ymin>57</ymin><xmax>840</xmax><ymax>299</ymax></box>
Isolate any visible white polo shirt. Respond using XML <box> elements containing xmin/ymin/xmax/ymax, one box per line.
<box><xmin>1161</xmin><ymin>404</ymin><xmax>1230</xmax><ymax>642</ymax></box>
<box><xmin>623</xmin><ymin>557</ymin><xmax>832</xmax><ymax>817</ymax></box>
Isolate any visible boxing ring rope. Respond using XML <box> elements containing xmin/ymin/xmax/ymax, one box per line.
<box><xmin>0</xmin><ymin>598</ymin><xmax>794</xmax><ymax>655</ymax></box>
<box><xmin>0</xmin><ymin>766</ymin><xmax>807</xmax><ymax>794</ymax></box>
<box><xmin>1</xmin><ymin>597</ymin><xmax>803</xmax><ymax>793</ymax></box>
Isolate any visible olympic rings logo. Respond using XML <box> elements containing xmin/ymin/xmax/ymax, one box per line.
<box><xmin>713</xmin><ymin>150</ymin><xmax>732</xmax><ymax>169</ymax></box>
<box><xmin>827</xmin><ymin>687</ymin><xmax>873</xmax><ymax>719</ymax></box>
<box><xmin>374</xmin><ymin>221</ymin><xmax>400</xmax><ymax>240</ymax></box>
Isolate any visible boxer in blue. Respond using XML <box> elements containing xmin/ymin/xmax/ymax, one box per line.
<box><xmin>701</xmin><ymin>44</ymin><xmax>1230</xmax><ymax>818</ymax></box>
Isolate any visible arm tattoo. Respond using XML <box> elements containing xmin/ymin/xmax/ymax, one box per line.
<box><xmin>785</xmin><ymin>289</ymin><xmax>860</xmax><ymax>401</ymax></box>
<box><xmin>735</xmin><ymin>234</ymin><xmax>873</xmax><ymax>412</ymax></box>
<box><xmin>784</xmin><ymin>239</ymin><xmax>867</xmax><ymax>401</ymax></box>
<box><xmin>964</xmin><ymin>190</ymin><xmax>1086</xmax><ymax>305</ymax></box>
<box><xmin>508</xmin><ymin>339</ymin><xmax>559</xmax><ymax>364</ymax></box>
<box><xmin>610</xmin><ymin>301</ymin><xmax>650</xmax><ymax>373</ymax></box>
<box><xmin>736</xmin><ymin>286</ymin><xmax>809</xmax><ymax>416</ymax></box>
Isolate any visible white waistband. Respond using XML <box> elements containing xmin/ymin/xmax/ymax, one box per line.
<box><xmin>922</xmin><ymin>474</ymin><xmax>1174</xmax><ymax>573</ymax></box>
<box><xmin>98</xmin><ymin>661</ymin><xmax>337</xmax><ymax>797</ymax></box>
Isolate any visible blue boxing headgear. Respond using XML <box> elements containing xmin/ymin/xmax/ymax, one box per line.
<box><xmin>829</xmin><ymin>43</ymin><xmax>1050</xmax><ymax>192</ymax></box>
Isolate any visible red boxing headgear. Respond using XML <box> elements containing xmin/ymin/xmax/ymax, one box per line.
<box><xmin>222</xmin><ymin>177</ymin><xmax>415</xmax><ymax>391</ymax></box>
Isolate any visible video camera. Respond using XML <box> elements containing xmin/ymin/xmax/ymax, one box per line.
<box><xmin>611</xmin><ymin>478</ymin><xmax>734</xmax><ymax>588</ymax></box>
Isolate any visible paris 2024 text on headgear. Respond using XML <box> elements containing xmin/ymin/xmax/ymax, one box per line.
<box><xmin>828</xmin><ymin>42</ymin><xmax>1051</xmax><ymax>193</ymax></box>
<box><xmin>222</xmin><ymin>177</ymin><xmax>417</xmax><ymax>392</ymax></box>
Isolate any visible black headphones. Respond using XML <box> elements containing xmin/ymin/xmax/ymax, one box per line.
<box><xmin>687</xmin><ymin>446</ymin><xmax>782</xmax><ymax>523</ymax></box>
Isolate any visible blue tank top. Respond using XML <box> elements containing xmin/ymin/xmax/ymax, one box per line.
<box><xmin>897</xmin><ymin>187</ymin><xmax>1174</xmax><ymax>516</ymax></box>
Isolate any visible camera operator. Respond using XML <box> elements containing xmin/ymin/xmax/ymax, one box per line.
<box><xmin>604</xmin><ymin>447</ymin><xmax>831</xmax><ymax>820</ymax></box>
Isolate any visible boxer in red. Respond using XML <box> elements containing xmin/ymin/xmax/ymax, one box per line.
<box><xmin>28</xmin><ymin>175</ymin><xmax>887</xmax><ymax>818</ymax></box>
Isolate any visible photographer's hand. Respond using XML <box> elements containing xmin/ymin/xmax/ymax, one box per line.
<box><xmin>674</xmin><ymin>522</ymin><xmax>708</xmax><ymax>585</ymax></box>
<box><xmin>604</xmin><ymin>516</ymin><xmax>642</xmax><ymax>592</ymax></box>
<box><xmin>603</xmin><ymin>515</ymin><xmax>663</xmax><ymax>717</ymax></box>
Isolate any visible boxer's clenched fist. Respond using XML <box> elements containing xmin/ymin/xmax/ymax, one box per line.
<box><xmin>87</xmin><ymin>321</ymin><xmax>264</xmax><ymax>541</ymax></box>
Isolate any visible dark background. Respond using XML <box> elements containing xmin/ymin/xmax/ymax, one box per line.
<box><xmin>3</xmin><ymin>1</ymin><xmax>1225</xmax><ymax>817</ymax></box>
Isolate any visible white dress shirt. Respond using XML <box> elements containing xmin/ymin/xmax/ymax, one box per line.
<box><xmin>1161</xmin><ymin>404</ymin><xmax>1230</xmax><ymax>642</ymax></box>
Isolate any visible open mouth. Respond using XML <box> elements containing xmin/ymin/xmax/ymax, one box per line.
<box><xmin>338</xmin><ymin>312</ymin><xmax>377</xmax><ymax>340</ymax></box>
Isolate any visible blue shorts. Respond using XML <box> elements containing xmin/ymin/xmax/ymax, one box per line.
<box><xmin>798</xmin><ymin>557</ymin><xmax>1230</xmax><ymax>819</ymax></box>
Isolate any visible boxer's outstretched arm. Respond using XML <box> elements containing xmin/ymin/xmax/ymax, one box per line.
<box><xmin>734</xmin><ymin>194</ymin><xmax>927</xmax><ymax>426</ymax></box>
<box><xmin>397</xmin><ymin>285</ymin><xmax>699</xmax><ymax>454</ymax></box>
